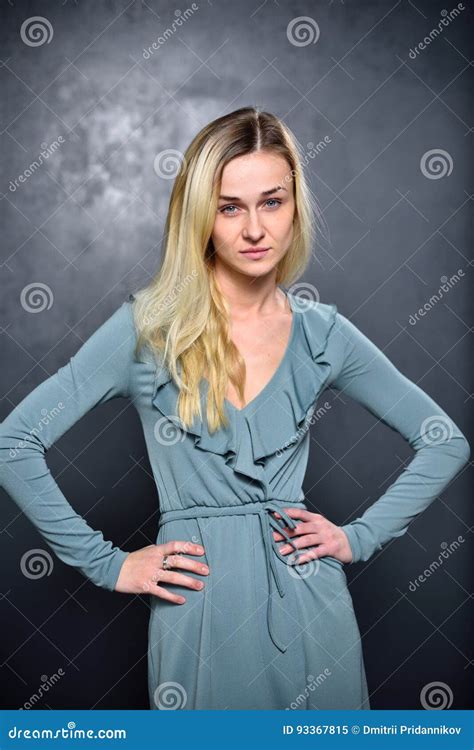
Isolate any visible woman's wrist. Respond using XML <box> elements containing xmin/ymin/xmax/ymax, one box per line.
<box><xmin>339</xmin><ymin>524</ymin><xmax>361</xmax><ymax>565</ymax></box>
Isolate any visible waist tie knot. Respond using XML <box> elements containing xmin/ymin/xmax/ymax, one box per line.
<box><xmin>157</xmin><ymin>499</ymin><xmax>306</xmax><ymax>653</ymax></box>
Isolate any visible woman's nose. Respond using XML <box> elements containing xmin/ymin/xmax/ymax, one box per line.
<box><xmin>243</xmin><ymin>211</ymin><xmax>265</xmax><ymax>239</ymax></box>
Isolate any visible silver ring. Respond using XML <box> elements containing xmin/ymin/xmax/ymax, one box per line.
<box><xmin>162</xmin><ymin>554</ymin><xmax>171</xmax><ymax>570</ymax></box>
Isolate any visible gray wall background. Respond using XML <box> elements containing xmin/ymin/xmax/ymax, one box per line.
<box><xmin>0</xmin><ymin>0</ymin><xmax>472</xmax><ymax>710</ymax></box>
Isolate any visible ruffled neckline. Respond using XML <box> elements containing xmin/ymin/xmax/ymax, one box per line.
<box><xmin>204</xmin><ymin>286</ymin><xmax>298</xmax><ymax>416</ymax></box>
<box><xmin>150</xmin><ymin>290</ymin><xmax>338</xmax><ymax>486</ymax></box>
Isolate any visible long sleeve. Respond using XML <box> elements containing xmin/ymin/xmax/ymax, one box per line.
<box><xmin>0</xmin><ymin>298</ymin><xmax>137</xmax><ymax>591</ymax></box>
<box><xmin>326</xmin><ymin>312</ymin><xmax>471</xmax><ymax>565</ymax></box>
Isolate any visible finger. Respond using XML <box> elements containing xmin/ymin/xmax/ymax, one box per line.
<box><xmin>288</xmin><ymin>545</ymin><xmax>334</xmax><ymax>565</ymax></box>
<box><xmin>279</xmin><ymin>534</ymin><xmax>321</xmax><ymax>554</ymax></box>
<box><xmin>162</xmin><ymin>555</ymin><xmax>209</xmax><ymax>576</ymax></box>
<box><xmin>148</xmin><ymin>586</ymin><xmax>187</xmax><ymax>604</ymax></box>
<box><xmin>272</xmin><ymin>508</ymin><xmax>315</xmax><ymax>522</ymax></box>
<box><xmin>272</xmin><ymin>522</ymin><xmax>314</xmax><ymax>541</ymax></box>
<box><xmin>311</xmin><ymin>545</ymin><xmax>335</xmax><ymax>560</ymax></box>
<box><xmin>273</xmin><ymin>529</ymin><xmax>298</xmax><ymax>542</ymax></box>
<box><xmin>156</xmin><ymin>570</ymin><xmax>206</xmax><ymax>591</ymax></box>
<box><xmin>287</xmin><ymin>549</ymin><xmax>320</xmax><ymax>566</ymax></box>
<box><xmin>159</xmin><ymin>541</ymin><xmax>205</xmax><ymax>556</ymax></box>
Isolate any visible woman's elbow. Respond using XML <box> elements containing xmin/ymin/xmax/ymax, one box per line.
<box><xmin>455</xmin><ymin>434</ymin><xmax>471</xmax><ymax>467</ymax></box>
<box><xmin>444</xmin><ymin>426</ymin><xmax>471</xmax><ymax>469</ymax></box>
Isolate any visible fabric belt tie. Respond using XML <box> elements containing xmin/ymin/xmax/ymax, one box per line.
<box><xmin>157</xmin><ymin>500</ymin><xmax>306</xmax><ymax>653</ymax></box>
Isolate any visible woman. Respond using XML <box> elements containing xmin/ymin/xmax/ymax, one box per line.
<box><xmin>0</xmin><ymin>107</ymin><xmax>470</xmax><ymax>711</ymax></box>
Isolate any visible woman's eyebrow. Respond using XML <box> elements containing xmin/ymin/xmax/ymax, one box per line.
<box><xmin>218</xmin><ymin>185</ymin><xmax>288</xmax><ymax>201</ymax></box>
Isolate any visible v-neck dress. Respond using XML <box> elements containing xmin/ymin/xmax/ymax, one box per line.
<box><xmin>0</xmin><ymin>288</ymin><xmax>470</xmax><ymax>710</ymax></box>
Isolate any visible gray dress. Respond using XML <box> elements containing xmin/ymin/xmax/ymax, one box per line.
<box><xmin>0</xmin><ymin>289</ymin><xmax>470</xmax><ymax>710</ymax></box>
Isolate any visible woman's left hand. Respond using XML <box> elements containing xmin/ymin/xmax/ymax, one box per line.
<box><xmin>271</xmin><ymin>508</ymin><xmax>353</xmax><ymax>565</ymax></box>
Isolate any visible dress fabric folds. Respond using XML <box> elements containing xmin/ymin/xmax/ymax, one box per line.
<box><xmin>0</xmin><ymin>288</ymin><xmax>470</xmax><ymax>710</ymax></box>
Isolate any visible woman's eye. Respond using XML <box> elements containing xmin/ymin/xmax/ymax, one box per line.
<box><xmin>265</xmin><ymin>198</ymin><xmax>282</xmax><ymax>208</ymax></box>
<box><xmin>219</xmin><ymin>199</ymin><xmax>282</xmax><ymax>215</ymax></box>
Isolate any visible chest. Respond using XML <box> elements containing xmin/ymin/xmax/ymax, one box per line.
<box><xmin>225</xmin><ymin>313</ymin><xmax>293</xmax><ymax>409</ymax></box>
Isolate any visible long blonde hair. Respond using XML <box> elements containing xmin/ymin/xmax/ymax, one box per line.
<box><xmin>131</xmin><ymin>106</ymin><xmax>325</xmax><ymax>432</ymax></box>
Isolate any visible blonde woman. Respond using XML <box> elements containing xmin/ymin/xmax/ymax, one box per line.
<box><xmin>0</xmin><ymin>107</ymin><xmax>470</xmax><ymax>711</ymax></box>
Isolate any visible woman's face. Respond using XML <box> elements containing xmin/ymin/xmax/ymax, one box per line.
<box><xmin>210</xmin><ymin>150</ymin><xmax>295</xmax><ymax>280</ymax></box>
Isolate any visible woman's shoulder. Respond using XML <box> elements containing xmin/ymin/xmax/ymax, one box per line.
<box><xmin>68</xmin><ymin>295</ymin><xmax>139</xmax><ymax>382</ymax></box>
<box><xmin>288</xmin><ymin>292</ymin><xmax>339</xmax><ymax>359</ymax></box>
<box><xmin>95</xmin><ymin>293</ymin><xmax>138</xmax><ymax>342</ymax></box>
<box><xmin>287</xmin><ymin>292</ymin><xmax>380</xmax><ymax>377</ymax></box>
<box><xmin>287</xmin><ymin>292</ymin><xmax>337</xmax><ymax>324</ymax></box>
<box><xmin>288</xmin><ymin>293</ymin><xmax>373</xmax><ymax>351</ymax></box>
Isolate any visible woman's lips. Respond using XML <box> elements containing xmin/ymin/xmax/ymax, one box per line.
<box><xmin>239</xmin><ymin>247</ymin><xmax>270</xmax><ymax>259</ymax></box>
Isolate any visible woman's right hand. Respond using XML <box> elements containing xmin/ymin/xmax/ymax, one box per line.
<box><xmin>114</xmin><ymin>541</ymin><xmax>209</xmax><ymax>603</ymax></box>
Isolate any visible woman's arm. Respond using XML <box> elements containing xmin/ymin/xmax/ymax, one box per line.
<box><xmin>326</xmin><ymin>312</ymin><xmax>471</xmax><ymax>565</ymax></box>
<box><xmin>0</xmin><ymin>299</ymin><xmax>137</xmax><ymax>591</ymax></box>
